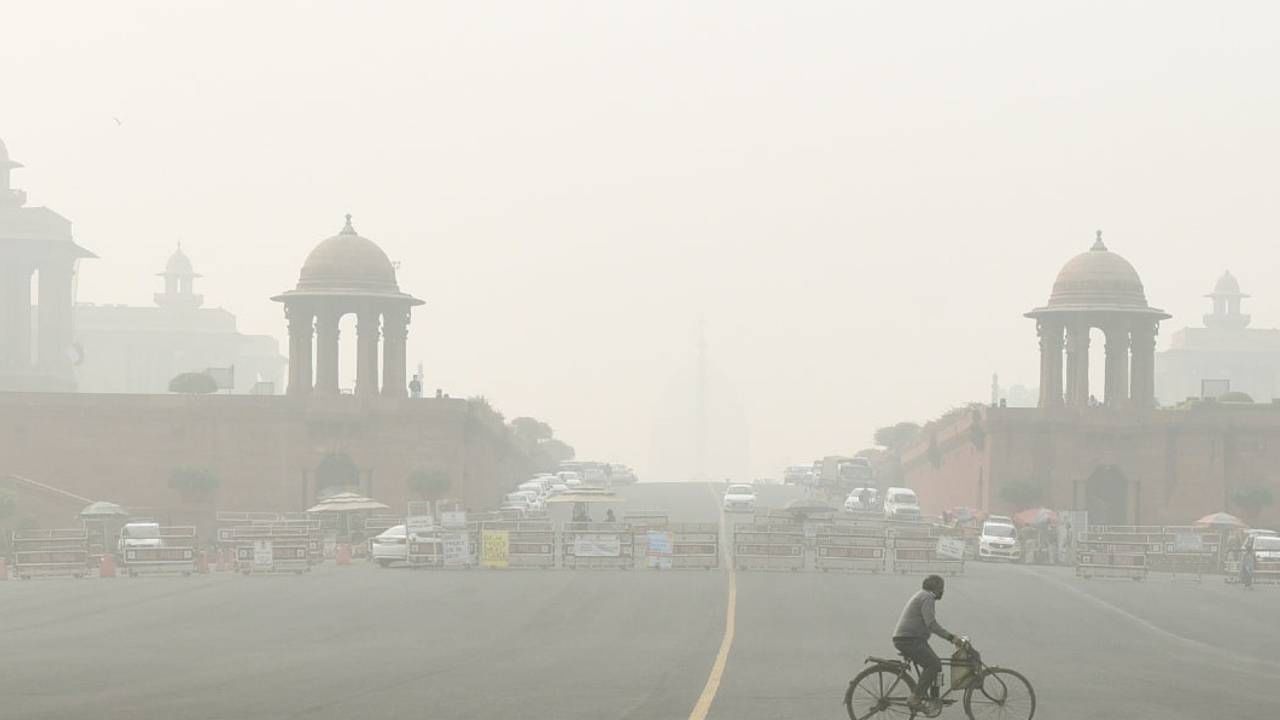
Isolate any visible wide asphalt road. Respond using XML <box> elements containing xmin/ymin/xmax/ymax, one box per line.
<box><xmin>1</xmin><ymin>482</ymin><xmax>1277</xmax><ymax>720</ymax></box>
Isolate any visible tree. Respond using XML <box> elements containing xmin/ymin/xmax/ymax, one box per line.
<box><xmin>1232</xmin><ymin>485</ymin><xmax>1275</xmax><ymax>525</ymax></box>
<box><xmin>874</xmin><ymin>422</ymin><xmax>922</xmax><ymax>452</ymax></box>
<box><xmin>511</xmin><ymin>417</ymin><xmax>554</xmax><ymax>443</ymax></box>
<box><xmin>536</xmin><ymin>438</ymin><xmax>575</xmax><ymax>470</ymax></box>
<box><xmin>168</xmin><ymin>466</ymin><xmax>220</xmax><ymax>502</ymax></box>
<box><xmin>169</xmin><ymin>372</ymin><xmax>218</xmax><ymax>394</ymax></box>
<box><xmin>998</xmin><ymin>480</ymin><xmax>1044</xmax><ymax>511</ymax></box>
<box><xmin>406</xmin><ymin>469</ymin><xmax>452</xmax><ymax>500</ymax></box>
<box><xmin>315</xmin><ymin>453</ymin><xmax>360</xmax><ymax>496</ymax></box>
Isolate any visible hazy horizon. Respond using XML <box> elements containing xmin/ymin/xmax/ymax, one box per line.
<box><xmin>6</xmin><ymin>1</ymin><xmax>1280</xmax><ymax>481</ymax></box>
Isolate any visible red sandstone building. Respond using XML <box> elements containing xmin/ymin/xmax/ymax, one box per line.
<box><xmin>903</xmin><ymin>235</ymin><xmax>1280</xmax><ymax>528</ymax></box>
<box><xmin>1</xmin><ymin>144</ymin><xmax>529</xmax><ymax>530</ymax></box>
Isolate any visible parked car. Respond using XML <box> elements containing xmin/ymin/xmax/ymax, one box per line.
<box><xmin>557</xmin><ymin>471</ymin><xmax>583</xmax><ymax>488</ymax></box>
<box><xmin>517</xmin><ymin>480</ymin><xmax>548</xmax><ymax>497</ymax></box>
<box><xmin>722</xmin><ymin>484</ymin><xmax>757</xmax><ymax>513</ymax></box>
<box><xmin>1246</xmin><ymin>534</ymin><xmax>1280</xmax><ymax>561</ymax></box>
<box><xmin>978</xmin><ymin>522</ymin><xmax>1021</xmax><ymax>561</ymax></box>
<box><xmin>882</xmin><ymin>487</ymin><xmax>922</xmax><ymax>520</ymax></box>
<box><xmin>371</xmin><ymin>525</ymin><xmax>409</xmax><ymax>567</ymax></box>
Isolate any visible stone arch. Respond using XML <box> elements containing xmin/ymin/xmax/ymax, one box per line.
<box><xmin>1085</xmin><ymin>464</ymin><xmax>1128</xmax><ymax>526</ymax></box>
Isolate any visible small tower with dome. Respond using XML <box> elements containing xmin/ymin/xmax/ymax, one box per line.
<box><xmin>1025</xmin><ymin>231</ymin><xmax>1170</xmax><ymax>409</ymax></box>
<box><xmin>154</xmin><ymin>244</ymin><xmax>204</xmax><ymax>309</ymax></box>
<box><xmin>1203</xmin><ymin>271</ymin><xmax>1250</xmax><ymax>330</ymax></box>
<box><xmin>272</xmin><ymin>215</ymin><xmax>423</xmax><ymax>398</ymax></box>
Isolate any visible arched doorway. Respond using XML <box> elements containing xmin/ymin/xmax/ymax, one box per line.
<box><xmin>1086</xmin><ymin>465</ymin><xmax>1128</xmax><ymax>526</ymax></box>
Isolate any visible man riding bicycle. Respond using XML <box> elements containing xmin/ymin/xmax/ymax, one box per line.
<box><xmin>893</xmin><ymin>575</ymin><xmax>966</xmax><ymax>712</ymax></box>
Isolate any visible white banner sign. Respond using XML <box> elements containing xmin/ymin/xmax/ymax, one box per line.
<box><xmin>935</xmin><ymin>536</ymin><xmax>966</xmax><ymax>561</ymax></box>
<box><xmin>574</xmin><ymin>534</ymin><xmax>621</xmax><ymax>558</ymax></box>
<box><xmin>441</xmin><ymin>511</ymin><xmax>468</xmax><ymax>529</ymax></box>
<box><xmin>253</xmin><ymin>540</ymin><xmax>274</xmax><ymax>567</ymax></box>
<box><xmin>443</xmin><ymin>532</ymin><xmax>469</xmax><ymax>567</ymax></box>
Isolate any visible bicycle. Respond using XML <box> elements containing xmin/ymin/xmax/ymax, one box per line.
<box><xmin>844</xmin><ymin>639</ymin><xmax>1035</xmax><ymax>719</ymax></box>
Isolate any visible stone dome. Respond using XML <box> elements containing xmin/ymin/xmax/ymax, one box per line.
<box><xmin>1046</xmin><ymin>233</ymin><xmax>1148</xmax><ymax>308</ymax></box>
<box><xmin>164</xmin><ymin>245</ymin><xmax>195</xmax><ymax>276</ymax></box>
<box><xmin>0</xmin><ymin>137</ymin><xmax>19</xmax><ymax>168</ymax></box>
<box><xmin>1210</xmin><ymin>271</ymin><xmax>1245</xmax><ymax>297</ymax></box>
<box><xmin>297</xmin><ymin>215</ymin><xmax>398</xmax><ymax>293</ymax></box>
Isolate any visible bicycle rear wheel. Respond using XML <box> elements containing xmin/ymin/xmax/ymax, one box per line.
<box><xmin>845</xmin><ymin>664</ymin><xmax>918</xmax><ymax>719</ymax></box>
<box><xmin>963</xmin><ymin>667</ymin><xmax>1035</xmax><ymax>720</ymax></box>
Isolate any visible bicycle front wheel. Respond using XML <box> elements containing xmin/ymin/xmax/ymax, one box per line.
<box><xmin>963</xmin><ymin>667</ymin><xmax>1036</xmax><ymax>720</ymax></box>
<box><xmin>845</xmin><ymin>664</ymin><xmax>918</xmax><ymax>719</ymax></box>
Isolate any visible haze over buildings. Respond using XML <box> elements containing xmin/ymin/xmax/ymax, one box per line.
<box><xmin>5</xmin><ymin>2</ymin><xmax>1280</xmax><ymax>480</ymax></box>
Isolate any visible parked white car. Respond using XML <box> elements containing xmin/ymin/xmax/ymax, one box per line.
<box><xmin>1247</xmin><ymin>534</ymin><xmax>1280</xmax><ymax>562</ymax></box>
<box><xmin>882</xmin><ymin>487</ymin><xmax>922</xmax><ymax>520</ymax></box>
<box><xmin>557</xmin><ymin>471</ymin><xmax>582</xmax><ymax>488</ymax></box>
<box><xmin>978</xmin><ymin>521</ymin><xmax>1021</xmax><ymax>561</ymax></box>
<box><xmin>371</xmin><ymin>525</ymin><xmax>409</xmax><ymax>567</ymax></box>
<box><xmin>518</xmin><ymin>481</ymin><xmax>548</xmax><ymax>498</ymax></box>
<box><xmin>723</xmin><ymin>484</ymin><xmax>757</xmax><ymax>513</ymax></box>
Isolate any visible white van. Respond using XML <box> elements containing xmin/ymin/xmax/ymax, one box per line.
<box><xmin>883</xmin><ymin>487</ymin><xmax>922</xmax><ymax>520</ymax></box>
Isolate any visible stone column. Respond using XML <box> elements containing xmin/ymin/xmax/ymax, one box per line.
<box><xmin>1103</xmin><ymin>323</ymin><xmax>1131</xmax><ymax>408</ymax></box>
<box><xmin>314</xmin><ymin>308</ymin><xmax>341</xmax><ymax>396</ymax></box>
<box><xmin>0</xmin><ymin>263</ymin><xmax>32</xmax><ymax>372</ymax></box>
<box><xmin>36</xmin><ymin>259</ymin><xmax>74</xmax><ymax>380</ymax></box>
<box><xmin>381</xmin><ymin>306</ymin><xmax>409</xmax><ymax>398</ymax></box>
<box><xmin>1037</xmin><ymin>319</ymin><xmax>1064</xmax><ymax>408</ymax></box>
<box><xmin>356</xmin><ymin>309</ymin><xmax>380</xmax><ymax>397</ymax></box>
<box><xmin>285</xmin><ymin>303</ymin><xmax>314</xmax><ymax>396</ymax></box>
<box><xmin>1130</xmin><ymin>320</ymin><xmax>1157</xmax><ymax>408</ymax></box>
<box><xmin>1064</xmin><ymin>321</ymin><xmax>1090</xmax><ymax>407</ymax></box>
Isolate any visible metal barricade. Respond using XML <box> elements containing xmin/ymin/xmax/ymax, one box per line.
<box><xmin>481</xmin><ymin>521</ymin><xmax>555</xmax><ymax>568</ymax></box>
<box><xmin>123</xmin><ymin>526</ymin><xmax>197</xmax><ymax>577</ymax></box>
<box><xmin>408</xmin><ymin>531</ymin><xmax>443</xmax><ymax>568</ymax></box>
<box><xmin>814</xmin><ymin>524</ymin><xmax>887</xmax><ymax>573</ymax></box>
<box><xmin>562</xmin><ymin>522</ymin><xmax>634</xmax><ymax>569</ymax></box>
<box><xmin>670</xmin><ymin>523</ymin><xmax>719</xmax><ymax>569</ymax></box>
<box><xmin>1075</xmin><ymin>538</ymin><xmax>1148</xmax><ymax>580</ymax></box>
<box><xmin>889</xmin><ymin>532</ymin><xmax>964</xmax><ymax>575</ymax></box>
<box><xmin>1254</xmin><ymin>559</ymin><xmax>1280</xmax><ymax>585</ymax></box>
<box><xmin>232</xmin><ymin>525</ymin><xmax>311</xmax><ymax>575</ymax></box>
<box><xmin>12</xmin><ymin>529</ymin><xmax>90</xmax><ymax>579</ymax></box>
<box><xmin>1144</xmin><ymin>526</ymin><xmax>1219</xmax><ymax>581</ymax></box>
<box><xmin>733</xmin><ymin>523</ymin><xmax>804</xmax><ymax>571</ymax></box>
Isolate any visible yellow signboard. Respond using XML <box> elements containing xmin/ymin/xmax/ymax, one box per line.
<box><xmin>481</xmin><ymin>529</ymin><xmax>509</xmax><ymax>569</ymax></box>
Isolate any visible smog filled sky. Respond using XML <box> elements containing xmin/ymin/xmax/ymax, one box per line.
<box><xmin>5</xmin><ymin>2</ymin><xmax>1280</xmax><ymax>480</ymax></box>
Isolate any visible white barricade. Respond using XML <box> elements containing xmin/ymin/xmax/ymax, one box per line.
<box><xmin>483</xmin><ymin>521</ymin><xmax>555</xmax><ymax>568</ymax></box>
<box><xmin>733</xmin><ymin>523</ymin><xmax>805</xmax><ymax>571</ymax></box>
<box><xmin>232</xmin><ymin>526</ymin><xmax>310</xmax><ymax>575</ymax></box>
<box><xmin>12</xmin><ymin>529</ymin><xmax>90</xmax><ymax>579</ymax></box>
<box><xmin>889</xmin><ymin>532</ymin><xmax>964</xmax><ymax>575</ymax></box>
<box><xmin>562</xmin><ymin>522</ymin><xmax>634</xmax><ymax>569</ymax></box>
<box><xmin>814</xmin><ymin>524</ymin><xmax>887</xmax><ymax>573</ymax></box>
<box><xmin>1074</xmin><ymin>534</ymin><xmax>1148</xmax><ymax>581</ymax></box>
<box><xmin>670</xmin><ymin>523</ymin><xmax>720</xmax><ymax>570</ymax></box>
<box><xmin>123</xmin><ymin>526</ymin><xmax>197</xmax><ymax>577</ymax></box>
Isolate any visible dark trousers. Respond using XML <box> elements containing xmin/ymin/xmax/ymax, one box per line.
<box><xmin>894</xmin><ymin>637</ymin><xmax>941</xmax><ymax>699</ymax></box>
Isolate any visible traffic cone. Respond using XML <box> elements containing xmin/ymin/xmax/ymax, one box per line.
<box><xmin>0</xmin><ymin>556</ymin><xmax>8</xmax><ymax>581</ymax></box>
<box><xmin>196</xmin><ymin>551</ymin><xmax>210</xmax><ymax>574</ymax></box>
<box><xmin>99</xmin><ymin>554</ymin><xmax>117</xmax><ymax>578</ymax></box>
<box><xmin>336</xmin><ymin>543</ymin><xmax>352</xmax><ymax>566</ymax></box>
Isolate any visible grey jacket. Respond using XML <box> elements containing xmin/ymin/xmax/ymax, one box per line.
<box><xmin>893</xmin><ymin>590</ymin><xmax>955</xmax><ymax>642</ymax></box>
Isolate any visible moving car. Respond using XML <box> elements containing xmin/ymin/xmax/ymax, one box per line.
<box><xmin>722</xmin><ymin>484</ymin><xmax>757</xmax><ymax>513</ymax></box>
<box><xmin>978</xmin><ymin>521</ymin><xmax>1021</xmax><ymax>561</ymax></box>
<box><xmin>882</xmin><ymin>487</ymin><xmax>922</xmax><ymax>520</ymax></box>
<box><xmin>844</xmin><ymin>487</ymin><xmax>879</xmax><ymax>512</ymax></box>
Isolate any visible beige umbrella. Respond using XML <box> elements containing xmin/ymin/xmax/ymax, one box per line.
<box><xmin>306</xmin><ymin>491</ymin><xmax>390</xmax><ymax>513</ymax></box>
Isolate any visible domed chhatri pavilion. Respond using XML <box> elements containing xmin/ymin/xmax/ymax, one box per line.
<box><xmin>273</xmin><ymin>215</ymin><xmax>423</xmax><ymax>398</ymax></box>
<box><xmin>1026</xmin><ymin>231</ymin><xmax>1170</xmax><ymax>409</ymax></box>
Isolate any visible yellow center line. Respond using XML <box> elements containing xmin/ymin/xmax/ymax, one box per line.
<box><xmin>689</xmin><ymin>482</ymin><xmax>738</xmax><ymax>720</ymax></box>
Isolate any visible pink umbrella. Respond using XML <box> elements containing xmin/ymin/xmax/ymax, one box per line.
<box><xmin>1193</xmin><ymin>512</ymin><xmax>1247</xmax><ymax>529</ymax></box>
<box><xmin>1014</xmin><ymin>507</ymin><xmax>1058</xmax><ymax>527</ymax></box>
